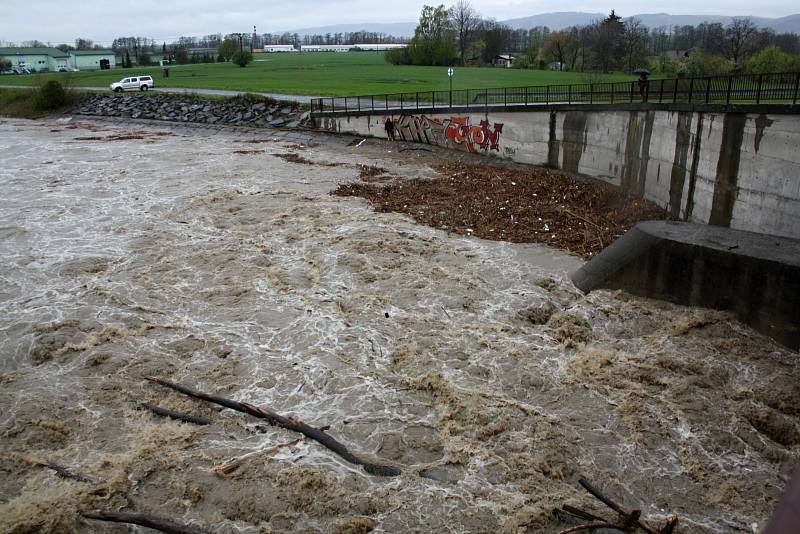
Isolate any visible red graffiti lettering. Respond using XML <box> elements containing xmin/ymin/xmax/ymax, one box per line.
<box><xmin>387</xmin><ymin>115</ymin><xmax>503</xmax><ymax>154</ymax></box>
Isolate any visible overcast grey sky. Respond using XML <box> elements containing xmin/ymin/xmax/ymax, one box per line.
<box><xmin>1</xmin><ymin>0</ymin><xmax>798</xmax><ymax>45</ymax></box>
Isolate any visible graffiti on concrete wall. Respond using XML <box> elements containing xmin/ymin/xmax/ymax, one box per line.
<box><xmin>390</xmin><ymin>115</ymin><xmax>504</xmax><ymax>154</ymax></box>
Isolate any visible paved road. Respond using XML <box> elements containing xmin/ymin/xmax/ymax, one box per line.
<box><xmin>0</xmin><ymin>84</ymin><xmax>321</xmax><ymax>103</ymax></box>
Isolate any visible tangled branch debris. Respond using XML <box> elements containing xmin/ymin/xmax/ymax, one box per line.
<box><xmin>145</xmin><ymin>376</ymin><xmax>401</xmax><ymax>477</ymax></box>
<box><xmin>274</xmin><ymin>152</ymin><xmax>346</xmax><ymax>167</ymax></box>
<box><xmin>555</xmin><ymin>478</ymin><xmax>678</xmax><ymax>533</ymax></box>
<box><xmin>332</xmin><ymin>162</ymin><xmax>669</xmax><ymax>259</ymax></box>
<box><xmin>80</xmin><ymin>511</ymin><xmax>211</xmax><ymax>534</ymax></box>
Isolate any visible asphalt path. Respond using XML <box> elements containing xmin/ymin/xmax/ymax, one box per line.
<box><xmin>0</xmin><ymin>84</ymin><xmax>321</xmax><ymax>103</ymax></box>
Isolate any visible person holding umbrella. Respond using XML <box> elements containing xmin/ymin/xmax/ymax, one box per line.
<box><xmin>635</xmin><ymin>68</ymin><xmax>650</xmax><ymax>102</ymax></box>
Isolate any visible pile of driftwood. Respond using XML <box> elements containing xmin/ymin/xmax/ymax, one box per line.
<box><xmin>16</xmin><ymin>377</ymin><xmax>680</xmax><ymax>533</ymax></box>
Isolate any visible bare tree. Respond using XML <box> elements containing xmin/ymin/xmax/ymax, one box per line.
<box><xmin>623</xmin><ymin>18</ymin><xmax>649</xmax><ymax>72</ymax></box>
<box><xmin>725</xmin><ymin>18</ymin><xmax>758</xmax><ymax>65</ymax></box>
<box><xmin>74</xmin><ymin>38</ymin><xmax>93</xmax><ymax>50</ymax></box>
<box><xmin>449</xmin><ymin>0</ymin><xmax>480</xmax><ymax>65</ymax></box>
<box><xmin>544</xmin><ymin>31</ymin><xmax>569</xmax><ymax>71</ymax></box>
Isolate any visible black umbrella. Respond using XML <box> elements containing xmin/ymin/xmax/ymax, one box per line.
<box><xmin>633</xmin><ymin>68</ymin><xmax>651</xmax><ymax>75</ymax></box>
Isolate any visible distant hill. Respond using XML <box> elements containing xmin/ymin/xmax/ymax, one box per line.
<box><xmin>284</xmin><ymin>12</ymin><xmax>800</xmax><ymax>38</ymax></box>
<box><xmin>499</xmin><ymin>12</ymin><xmax>605</xmax><ymax>30</ymax></box>
<box><xmin>500</xmin><ymin>12</ymin><xmax>800</xmax><ymax>33</ymax></box>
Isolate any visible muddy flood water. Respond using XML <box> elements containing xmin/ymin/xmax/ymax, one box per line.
<box><xmin>0</xmin><ymin>117</ymin><xmax>798</xmax><ymax>533</ymax></box>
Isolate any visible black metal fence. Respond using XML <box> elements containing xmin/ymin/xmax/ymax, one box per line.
<box><xmin>311</xmin><ymin>71</ymin><xmax>800</xmax><ymax>115</ymax></box>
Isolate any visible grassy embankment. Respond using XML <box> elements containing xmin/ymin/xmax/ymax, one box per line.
<box><xmin>0</xmin><ymin>84</ymin><xmax>78</xmax><ymax>118</ymax></box>
<box><xmin>0</xmin><ymin>52</ymin><xmax>635</xmax><ymax>96</ymax></box>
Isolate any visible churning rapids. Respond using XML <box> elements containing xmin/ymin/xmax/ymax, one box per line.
<box><xmin>0</xmin><ymin>117</ymin><xmax>797</xmax><ymax>533</ymax></box>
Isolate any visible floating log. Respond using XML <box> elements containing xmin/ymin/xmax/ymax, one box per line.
<box><xmin>145</xmin><ymin>376</ymin><xmax>401</xmax><ymax>477</ymax></box>
<box><xmin>81</xmin><ymin>511</ymin><xmax>211</xmax><ymax>534</ymax></box>
<box><xmin>559</xmin><ymin>523</ymin><xmax>627</xmax><ymax>533</ymax></box>
<box><xmin>214</xmin><ymin>438</ymin><xmax>301</xmax><ymax>476</ymax></box>
<box><xmin>14</xmin><ymin>453</ymin><xmax>101</xmax><ymax>485</ymax></box>
<box><xmin>140</xmin><ymin>403</ymin><xmax>211</xmax><ymax>425</ymax></box>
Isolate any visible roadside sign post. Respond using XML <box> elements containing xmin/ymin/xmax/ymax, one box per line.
<box><xmin>448</xmin><ymin>67</ymin><xmax>454</xmax><ymax>109</ymax></box>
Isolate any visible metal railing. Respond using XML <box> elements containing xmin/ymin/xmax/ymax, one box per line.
<box><xmin>310</xmin><ymin>71</ymin><xmax>800</xmax><ymax>115</ymax></box>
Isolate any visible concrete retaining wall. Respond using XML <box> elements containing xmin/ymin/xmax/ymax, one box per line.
<box><xmin>571</xmin><ymin>221</ymin><xmax>800</xmax><ymax>350</ymax></box>
<box><xmin>316</xmin><ymin>106</ymin><xmax>800</xmax><ymax>239</ymax></box>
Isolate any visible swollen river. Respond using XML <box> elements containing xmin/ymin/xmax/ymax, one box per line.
<box><xmin>0</xmin><ymin>117</ymin><xmax>797</xmax><ymax>533</ymax></box>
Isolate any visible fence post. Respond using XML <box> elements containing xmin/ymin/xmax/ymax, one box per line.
<box><xmin>546</xmin><ymin>85</ymin><xmax>549</xmax><ymax>105</ymax></box>
<box><xmin>589</xmin><ymin>84</ymin><xmax>593</xmax><ymax>104</ymax></box>
<box><xmin>756</xmin><ymin>74</ymin><xmax>763</xmax><ymax>104</ymax></box>
<box><xmin>503</xmin><ymin>87</ymin><xmax>507</xmax><ymax>108</ymax></box>
<box><xmin>357</xmin><ymin>96</ymin><xmax>361</xmax><ymax>112</ymax></box>
<box><xmin>726</xmin><ymin>76</ymin><xmax>733</xmax><ymax>105</ymax></box>
<box><xmin>611</xmin><ymin>83</ymin><xmax>614</xmax><ymax>104</ymax></box>
<box><xmin>794</xmin><ymin>72</ymin><xmax>800</xmax><ymax>105</ymax></box>
<box><xmin>416</xmin><ymin>92</ymin><xmax>419</xmax><ymax>110</ymax></box>
<box><xmin>344</xmin><ymin>97</ymin><xmax>348</xmax><ymax>113</ymax></box>
<box><xmin>629</xmin><ymin>81</ymin><xmax>634</xmax><ymax>103</ymax></box>
<box><xmin>400</xmin><ymin>93</ymin><xmax>403</xmax><ymax>110</ymax></box>
<box><xmin>688</xmin><ymin>78</ymin><xmax>694</xmax><ymax>103</ymax></box>
<box><xmin>485</xmin><ymin>90</ymin><xmax>488</xmax><ymax>112</ymax></box>
<box><xmin>524</xmin><ymin>86</ymin><xmax>528</xmax><ymax>106</ymax></box>
<box><xmin>371</xmin><ymin>95</ymin><xmax>375</xmax><ymax>112</ymax></box>
<box><xmin>432</xmin><ymin>91</ymin><xmax>435</xmax><ymax>109</ymax></box>
<box><xmin>659</xmin><ymin>79</ymin><xmax>664</xmax><ymax>103</ymax></box>
<box><xmin>568</xmin><ymin>85</ymin><xmax>572</xmax><ymax>104</ymax></box>
<box><xmin>705</xmin><ymin>77</ymin><xmax>711</xmax><ymax>104</ymax></box>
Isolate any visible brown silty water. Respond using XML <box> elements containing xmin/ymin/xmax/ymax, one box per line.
<box><xmin>0</xmin><ymin>117</ymin><xmax>797</xmax><ymax>533</ymax></box>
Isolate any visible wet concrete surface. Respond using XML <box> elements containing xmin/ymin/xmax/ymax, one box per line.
<box><xmin>0</xmin><ymin>117</ymin><xmax>798</xmax><ymax>533</ymax></box>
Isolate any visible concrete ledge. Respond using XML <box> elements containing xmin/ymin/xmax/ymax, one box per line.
<box><xmin>571</xmin><ymin>221</ymin><xmax>800</xmax><ymax>350</ymax></box>
<box><xmin>312</xmin><ymin>102</ymin><xmax>800</xmax><ymax>118</ymax></box>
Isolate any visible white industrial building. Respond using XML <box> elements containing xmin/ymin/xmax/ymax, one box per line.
<box><xmin>260</xmin><ymin>45</ymin><xmax>298</xmax><ymax>53</ymax></box>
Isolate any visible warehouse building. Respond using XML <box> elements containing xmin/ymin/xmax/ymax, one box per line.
<box><xmin>0</xmin><ymin>47</ymin><xmax>115</xmax><ymax>72</ymax></box>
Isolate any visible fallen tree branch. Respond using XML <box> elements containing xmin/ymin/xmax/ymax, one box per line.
<box><xmin>145</xmin><ymin>376</ymin><xmax>401</xmax><ymax>477</ymax></box>
<box><xmin>214</xmin><ymin>438</ymin><xmax>301</xmax><ymax>476</ymax></box>
<box><xmin>555</xmin><ymin>478</ymin><xmax>679</xmax><ymax>534</ymax></box>
<box><xmin>81</xmin><ymin>511</ymin><xmax>211</xmax><ymax>534</ymax></box>
<box><xmin>559</xmin><ymin>523</ymin><xmax>628</xmax><ymax>533</ymax></box>
<box><xmin>13</xmin><ymin>453</ymin><xmax>101</xmax><ymax>484</ymax></box>
<box><xmin>140</xmin><ymin>403</ymin><xmax>211</xmax><ymax>426</ymax></box>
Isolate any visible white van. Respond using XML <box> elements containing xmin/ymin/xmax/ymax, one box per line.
<box><xmin>110</xmin><ymin>75</ymin><xmax>154</xmax><ymax>92</ymax></box>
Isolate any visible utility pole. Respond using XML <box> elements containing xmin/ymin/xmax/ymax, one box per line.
<box><xmin>252</xmin><ymin>25</ymin><xmax>257</xmax><ymax>52</ymax></box>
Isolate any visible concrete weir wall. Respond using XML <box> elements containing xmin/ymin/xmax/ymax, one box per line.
<box><xmin>316</xmin><ymin>105</ymin><xmax>800</xmax><ymax>239</ymax></box>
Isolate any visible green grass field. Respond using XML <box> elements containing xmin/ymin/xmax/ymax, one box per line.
<box><xmin>0</xmin><ymin>52</ymin><xmax>635</xmax><ymax>97</ymax></box>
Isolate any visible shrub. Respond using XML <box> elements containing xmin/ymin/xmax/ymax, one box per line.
<box><xmin>385</xmin><ymin>48</ymin><xmax>413</xmax><ymax>65</ymax></box>
<box><xmin>34</xmin><ymin>80</ymin><xmax>69</xmax><ymax>111</ymax></box>
<box><xmin>232</xmin><ymin>51</ymin><xmax>253</xmax><ymax>67</ymax></box>
<box><xmin>746</xmin><ymin>46</ymin><xmax>800</xmax><ymax>74</ymax></box>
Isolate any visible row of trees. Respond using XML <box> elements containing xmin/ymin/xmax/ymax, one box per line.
<box><xmin>8</xmin><ymin>38</ymin><xmax>103</xmax><ymax>51</ymax></box>
<box><xmin>389</xmin><ymin>2</ymin><xmax>800</xmax><ymax>75</ymax></box>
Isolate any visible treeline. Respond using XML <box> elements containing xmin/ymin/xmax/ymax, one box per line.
<box><xmin>263</xmin><ymin>32</ymin><xmax>407</xmax><ymax>46</ymax></box>
<box><xmin>388</xmin><ymin>1</ymin><xmax>800</xmax><ymax>75</ymax></box>
<box><xmin>12</xmin><ymin>38</ymin><xmax>106</xmax><ymax>52</ymax></box>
